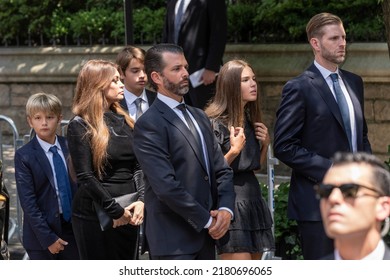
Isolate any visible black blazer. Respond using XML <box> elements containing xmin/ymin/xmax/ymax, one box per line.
<box><xmin>163</xmin><ymin>0</ymin><xmax>227</xmax><ymax>109</ymax></box>
<box><xmin>274</xmin><ymin>63</ymin><xmax>371</xmax><ymax>221</ymax></box>
<box><xmin>14</xmin><ymin>136</ymin><xmax>77</xmax><ymax>250</ymax></box>
<box><xmin>133</xmin><ymin>98</ymin><xmax>235</xmax><ymax>256</ymax></box>
<box><xmin>119</xmin><ymin>88</ymin><xmax>156</xmax><ymax>112</ymax></box>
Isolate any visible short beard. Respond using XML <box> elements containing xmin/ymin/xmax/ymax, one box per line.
<box><xmin>162</xmin><ymin>76</ymin><xmax>189</xmax><ymax>97</ymax></box>
<box><xmin>321</xmin><ymin>47</ymin><xmax>345</xmax><ymax>65</ymax></box>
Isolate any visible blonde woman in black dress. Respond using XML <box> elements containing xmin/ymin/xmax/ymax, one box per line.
<box><xmin>205</xmin><ymin>59</ymin><xmax>275</xmax><ymax>260</ymax></box>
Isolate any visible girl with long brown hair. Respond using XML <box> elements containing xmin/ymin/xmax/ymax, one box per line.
<box><xmin>205</xmin><ymin>59</ymin><xmax>275</xmax><ymax>260</ymax></box>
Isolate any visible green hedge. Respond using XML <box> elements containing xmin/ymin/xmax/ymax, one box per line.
<box><xmin>261</xmin><ymin>182</ymin><xmax>303</xmax><ymax>260</ymax></box>
<box><xmin>0</xmin><ymin>0</ymin><xmax>385</xmax><ymax>46</ymax></box>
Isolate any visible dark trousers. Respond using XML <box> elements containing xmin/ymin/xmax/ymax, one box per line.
<box><xmin>26</xmin><ymin>216</ymin><xmax>79</xmax><ymax>260</ymax></box>
<box><xmin>297</xmin><ymin>221</ymin><xmax>334</xmax><ymax>260</ymax></box>
<box><xmin>151</xmin><ymin>232</ymin><xmax>216</xmax><ymax>260</ymax></box>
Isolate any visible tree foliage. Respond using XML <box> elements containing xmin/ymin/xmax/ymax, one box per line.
<box><xmin>382</xmin><ymin>0</ymin><xmax>390</xmax><ymax>58</ymax></box>
<box><xmin>0</xmin><ymin>0</ymin><xmax>386</xmax><ymax>46</ymax></box>
<box><xmin>251</xmin><ymin>0</ymin><xmax>385</xmax><ymax>43</ymax></box>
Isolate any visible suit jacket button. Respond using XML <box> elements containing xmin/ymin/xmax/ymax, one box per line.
<box><xmin>204</xmin><ymin>176</ymin><xmax>209</xmax><ymax>181</ymax></box>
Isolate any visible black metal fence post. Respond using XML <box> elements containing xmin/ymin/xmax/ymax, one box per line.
<box><xmin>124</xmin><ymin>0</ymin><xmax>134</xmax><ymax>45</ymax></box>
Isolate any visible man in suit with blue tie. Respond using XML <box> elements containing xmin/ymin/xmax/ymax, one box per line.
<box><xmin>14</xmin><ymin>93</ymin><xmax>79</xmax><ymax>260</ymax></box>
<box><xmin>116</xmin><ymin>46</ymin><xmax>156</xmax><ymax>121</ymax></box>
<box><xmin>133</xmin><ymin>44</ymin><xmax>235</xmax><ymax>260</ymax></box>
<box><xmin>273</xmin><ymin>13</ymin><xmax>371</xmax><ymax>260</ymax></box>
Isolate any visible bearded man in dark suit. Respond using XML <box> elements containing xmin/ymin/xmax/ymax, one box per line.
<box><xmin>133</xmin><ymin>44</ymin><xmax>235</xmax><ymax>260</ymax></box>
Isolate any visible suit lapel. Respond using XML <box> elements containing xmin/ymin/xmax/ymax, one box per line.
<box><xmin>58</xmin><ymin>136</ymin><xmax>69</xmax><ymax>159</ymax></box>
<box><xmin>307</xmin><ymin>64</ymin><xmax>345</xmax><ymax>130</ymax></box>
<box><xmin>339</xmin><ymin>70</ymin><xmax>363</xmax><ymax>148</ymax></box>
<box><xmin>58</xmin><ymin>136</ymin><xmax>77</xmax><ymax>196</ymax></box>
<box><xmin>187</xmin><ymin>105</ymin><xmax>213</xmax><ymax>166</ymax></box>
<box><xmin>155</xmin><ymin>99</ymin><xmax>208</xmax><ymax>172</ymax></box>
<box><xmin>146</xmin><ymin>89</ymin><xmax>156</xmax><ymax>106</ymax></box>
<box><xmin>31</xmin><ymin>137</ymin><xmax>56</xmax><ymax>190</ymax></box>
<box><xmin>181</xmin><ymin>0</ymin><xmax>197</xmax><ymax>27</ymax></box>
<box><xmin>188</xmin><ymin>106</ymin><xmax>218</xmax><ymax>203</ymax></box>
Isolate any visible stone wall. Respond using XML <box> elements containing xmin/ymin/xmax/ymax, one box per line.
<box><xmin>1</xmin><ymin>44</ymin><xmax>389</xmax><ymax>173</ymax></box>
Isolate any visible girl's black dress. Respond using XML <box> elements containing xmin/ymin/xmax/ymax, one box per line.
<box><xmin>67</xmin><ymin>111</ymin><xmax>143</xmax><ymax>259</ymax></box>
<box><xmin>212</xmin><ymin>118</ymin><xmax>275</xmax><ymax>254</ymax></box>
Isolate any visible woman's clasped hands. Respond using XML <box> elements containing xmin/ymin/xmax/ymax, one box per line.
<box><xmin>113</xmin><ymin>201</ymin><xmax>144</xmax><ymax>228</ymax></box>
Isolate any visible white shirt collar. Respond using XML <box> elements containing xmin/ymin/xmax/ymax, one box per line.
<box><xmin>314</xmin><ymin>60</ymin><xmax>339</xmax><ymax>80</ymax></box>
<box><xmin>36</xmin><ymin>135</ymin><xmax>61</xmax><ymax>153</ymax></box>
<box><xmin>157</xmin><ymin>93</ymin><xmax>183</xmax><ymax>109</ymax></box>
<box><xmin>124</xmin><ymin>88</ymin><xmax>147</xmax><ymax>105</ymax></box>
<box><xmin>334</xmin><ymin>239</ymin><xmax>386</xmax><ymax>260</ymax></box>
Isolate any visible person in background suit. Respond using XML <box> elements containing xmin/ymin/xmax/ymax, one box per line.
<box><xmin>273</xmin><ymin>12</ymin><xmax>371</xmax><ymax>259</ymax></box>
<box><xmin>116</xmin><ymin>46</ymin><xmax>156</xmax><ymax>121</ymax></box>
<box><xmin>14</xmin><ymin>93</ymin><xmax>79</xmax><ymax>260</ymax></box>
<box><xmin>163</xmin><ymin>0</ymin><xmax>227</xmax><ymax>110</ymax></box>
<box><xmin>317</xmin><ymin>152</ymin><xmax>390</xmax><ymax>260</ymax></box>
<box><xmin>133</xmin><ymin>44</ymin><xmax>235</xmax><ymax>260</ymax></box>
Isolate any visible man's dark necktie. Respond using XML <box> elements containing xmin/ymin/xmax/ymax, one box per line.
<box><xmin>174</xmin><ymin>0</ymin><xmax>185</xmax><ymax>44</ymax></box>
<box><xmin>330</xmin><ymin>73</ymin><xmax>352</xmax><ymax>150</ymax></box>
<box><xmin>49</xmin><ymin>146</ymin><xmax>72</xmax><ymax>221</ymax></box>
<box><xmin>134</xmin><ymin>98</ymin><xmax>143</xmax><ymax>121</ymax></box>
<box><xmin>176</xmin><ymin>103</ymin><xmax>203</xmax><ymax>150</ymax></box>
<box><xmin>176</xmin><ymin>103</ymin><xmax>213</xmax><ymax>207</ymax></box>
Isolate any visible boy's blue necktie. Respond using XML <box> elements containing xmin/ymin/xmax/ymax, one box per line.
<box><xmin>49</xmin><ymin>146</ymin><xmax>72</xmax><ymax>221</ymax></box>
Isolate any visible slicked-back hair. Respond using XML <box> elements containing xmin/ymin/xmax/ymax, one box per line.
<box><xmin>332</xmin><ymin>152</ymin><xmax>390</xmax><ymax>196</ymax></box>
<box><xmin>144</xmin><ymin>44</ymin><xmax>184</xmax><ymax>91</ymax></box>
<box><xmin>306</xmin><ymin>12</ymin><xmax>343</xmax><ymax>41</ymax></box>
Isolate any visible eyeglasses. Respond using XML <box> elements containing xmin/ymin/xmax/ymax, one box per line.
<box><xmin>314</xmin><ymin>183</ymin><xmax>384</xmax><ymax>200</ymax></box>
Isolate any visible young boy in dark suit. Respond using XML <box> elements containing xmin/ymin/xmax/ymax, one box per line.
<box><xmin>14</xmin><ymin>93</ymin><xmax>79</xmax><ymax>260</ymax></box>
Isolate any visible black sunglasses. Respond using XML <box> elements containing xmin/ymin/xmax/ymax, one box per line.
<box><xmin>314</xmin><ymin>183</ymin><xmax>383</xmax><ymax>200</ymax></box>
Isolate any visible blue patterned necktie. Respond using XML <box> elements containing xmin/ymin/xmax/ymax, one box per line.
<box><xmin>330</xmin><ymin>73</ymin><xmax>352</xmax><ymax>150</ymax></box>
<box><xmin>174</xmin><ymin>0</ymin><xmax>185</xmax><ymax>44</ymax></box>
<box><xmin>49</xmin><ymin>146</ymin><xmax>72</xmax><ymax>221</ymax></box>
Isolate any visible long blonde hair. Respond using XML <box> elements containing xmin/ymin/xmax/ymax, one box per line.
<box><xmin>72</xmin><ymin>59</ymin><xmax>134</xmax><ymax>178</ymax></box>
<box><xmin>205</xmin><ymin>59</ymin><xmax>262</xmax><ymax>128</ymax></box>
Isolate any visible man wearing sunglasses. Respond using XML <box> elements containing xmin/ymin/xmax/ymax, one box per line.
<box><xmin>317</xmin><ymin>152</ymin><xmax>390</xmax><ymax>260</ymax></box>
